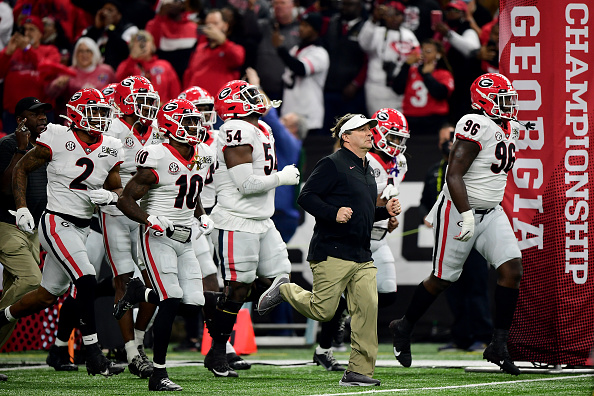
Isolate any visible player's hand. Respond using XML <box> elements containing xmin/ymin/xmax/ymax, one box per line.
<box><xmin>198</xmin><ymin>214</ymin><xmax>214</xmax><ymax>235</ymax></box>
<box><xmin>147</xmin><ymin>215</ymin><xmax>174</xmax><ymax>233</ymax></box>
<box><xmin>454</xmin><ymin>210</ymin><xmax>474</xmax><ymax>242</ymax></box>
<box><xmin>89</xmin><ymin>189</ymin><xmax>118</xmax><ymax>205</ymax></box>
<box><xmin>387</xmin><ymin>216</ymin><xmax>399</xmax><ymax>233</ymax></box>
<box><xmin>381</xmin><ymin>184</ymin><xmax>399</xmax><ymax>200</ymax></box>
<box><xmin>387</xmin><ymin>197</ymin><xmax>401</xmax><ymax>216</ymax></box>
<box><xmin>336</xmin><ymin>207</ymin><xmax>352</xmax><ymax>223</ymax></box>
<box><xmin>276</xmin><ymin>164</ymin><xmax>300</xmax><ymax>186</ymax></box>
<box><xmin>10</xmin><ymin>207</ymin><xmax>35</xmax><ymax>234</ymax></box>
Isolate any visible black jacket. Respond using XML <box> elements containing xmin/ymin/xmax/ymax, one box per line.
<box><xmin>298</xmin><ymin>147</ymin><xmax>390</xmax><ymax>262</ymax></box>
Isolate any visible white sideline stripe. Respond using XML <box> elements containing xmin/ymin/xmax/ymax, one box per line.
<box><xmin>305</xmin><ymin>374</ymin><xmax>594</xmax><ymax>396</ymax></box>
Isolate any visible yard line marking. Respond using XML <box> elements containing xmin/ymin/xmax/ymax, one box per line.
<box><xmin>305</xmin><ymin>374</ymin><xmax>594</xmax><ymax>396</ymax></box>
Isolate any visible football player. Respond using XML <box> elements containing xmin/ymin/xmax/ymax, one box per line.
<box><xmin>389</xmin><ymin>73</ymin><xmax>523</xmax><ymax>375</ymax></box>
<box><xmin>0</xmin><ymin>88</ymin><xmax>124</xmax><ymax>377</ymax></box>
<box><xmin>202</xmin><ymin>80</ymin><xmax>299</xmax><ymax>378</ymax></box>
<box><xmin>98</xmin><ymin>76</ymin><xmax>162</xmax><ymax>378</ymax></box>
<box><xmin>116</xmin><ymin>98</ymin><xmax>215</xmax><ymax>391</ymax></box>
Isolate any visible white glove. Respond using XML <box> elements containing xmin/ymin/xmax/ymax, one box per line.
<box><xmin>276</xmin><ymin>164</ymin><xmax>300</xmax><ymax>186</ymax></box>
<box><xmin>147</xmin><ymin>215</ymin><xmax>174</xmax><ymax>233</ymax></box>
<box><xmin>89</xmin><ymin>189</ymin><xmax>118</xmax><ymax>205</ymax></box>
<box><xmin>192</xmin><ymin>215</ymin><xmax>215</xmax><ymax>239</ymax></box>
<box><xmin>454</xmin><ymin>210</ymin><xmax>475</xmax><ymax>242</ymax></box>
<box><xmin>380</xmin><ymin>184</ymin><xmax>400</xmax><ymax>200</ymax></box>
<box><xmin>10</xmin><ymin>208</ymin><xmax>35</xmax><ymax>234</ymax></box>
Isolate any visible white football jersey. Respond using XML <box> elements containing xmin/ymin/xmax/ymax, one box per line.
<box><xmin>137</xmin><ymin>142</ymin><xmax>214</xmax><ymax>226</ymax></box>
<box><xmin>443</xmin><ymin>114</ymin><xmax>520</xmax><ymax>209</ymax></box>
<box><xmin>101</xmin><ymin>117</ymin><xmax>162</xmax><ymax>216</ymax></box>
<box><xmin>200</xmin><ymin>128</ymin><xmax>218</xmax><ymax>209</ymax></box>
<box><xmin>211</xmin><ymin>119</ymin><xmax>277</xmax><ymax>227</ymax></box>
<box><xmin>37</xmin><ymin>124</ymin><xmax>124</xmax><ymax>219</ymax></box>
<box><xmin>367</xmin><ymin>151</ymin><xmax>407</xmax><ymax>228</ymax></box>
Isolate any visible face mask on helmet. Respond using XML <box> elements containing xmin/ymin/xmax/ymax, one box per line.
<box><xmin>491</xmin><ymin>91</ymin><xmax>518</xmax><ymax>120</ymax></box>
<box><xmin>195</xmin><ymin>103</ymin><xmax>216</xmax><ymax>126</ymax></box>
<box><xmin>375</xmin><ymin>126</ymin><xmax>408</xmax><ymax>156</ymax></box>
<box><xmin>81</xmin><ymin>104</ymin><xmax>113</xmax><ymax>135</ymax></box>
<box><xmin>471</xmin><ymin>73</ymin><xmax>519</xmax><ymax>121</ymax></box>
<box><xmin>64</xmin><ymin>89</ymin><xmax>113</xmax><ymax>136</ymax></box>
<box><xmin>159</xmin><ymin>99</ymin><xmax>206</xmax><ymax>146</ymax></box>
<box><xmin>133</xmin><ymin>93</ymin><xmax>160</xmax><ymax>126</ymax></box>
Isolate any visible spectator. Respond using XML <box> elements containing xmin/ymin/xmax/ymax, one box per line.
<box><xmin>255</xmin><ymin>0</ymin><xmax>300</xmax><ymax>101</ymax></box>
<box><xmin>183</xmin><ymin>9</ymin><xmax>245</xmax><ymax>97</ymax></box>
<box><xmin>464</xmin><ymin>0</ymin><xmax>493</xmax><ymax>37</ymax></box>
<box><xmin>222</xmin><ymin>4</ymin><xmax>262</xmax><ymax>70</ymax></box>
<box><xmin>476</xmin><ymin>18</ymin><xmax>498</xmax><ymax>73</ymax></box>
<box><xmin>115</xmin><ymin>30</ymin><xmax>181</xmax><ymax>102</ymax></box>
<box><xmin>40</xmin><ymin>16</ymin><xmax>72</xmax><ymax>63</ymax></box>
<box><xmin>47</xmin><ymin>38</ymin><xmax>116</xmax><ymax>104</ymax></box>
<box><xmin>82</xmin><ymin>0</ymin><xmax>139</xmax><ymax>70</ymax></box>
<box><xmin>145</xmin><ymin>0</ymin><xmax>198</xmax><ymax>81</ymax></box>
<box><xmin>0</xmin><ymin>16</ymin><xmax>61</xmax><ymax>133</ymax></box>
<box><xmin>392</xmin><ymin>38</ymin><xmax>454</xmax><ymax>139</ymax></box>
<box><xmin>0</xmin><ymin>2</ymin><xmax>13</xmax><ymax>51</ymax></box>
<box><xmin>400</xmin><ymin>0</ymin><xmax>442</xmax><ymax>43</ymax></box>
<box><xmin>276</xmin><ymin>12</ymin><xmax>329</xmax><ymax>135</ymax></box>
<box><xmin>358</xmin><ymin>1</ymin><xmax>419</xmax><ymax>115</ymax></box>
<box><xmin>0</xmin><ymin>97</ymin><xmax>51</xmax><ymax>347</ymax></box>
<box><xmin>322</xmin><ymin>0</ymin><xmax>368</xmax><ymax>132</ymax></box>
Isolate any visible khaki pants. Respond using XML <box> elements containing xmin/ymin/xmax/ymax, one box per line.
<box><xmin>280</xmin><ymin>256</ymin><xmax>378</xmax><ymax>376</ymax></box>
<box><xmin>0</xmin><ymin>222</ymin><xmax>42</xmax><ymax>347</ymax></box>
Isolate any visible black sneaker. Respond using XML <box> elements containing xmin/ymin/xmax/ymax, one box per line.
<box><xmin>339</xmin><ymin>371</ymin><xmax>380</xmax><ymax>386</ymax></box>
<box><xmin>113</xmin><ymin>277</ymin><xmax>146</xmax><ymax>320</ymax></box>
<box><xmin>204</xmin><ymin>348</ymin><xmax>239</xmax><ymax>378</ymax></box>
<box><xmin>86</xmin><ymin>351</ymin><xmax>125</xmax><ymax>377</ymax></box>
<box><xmin>46</xmin><ymin>345</ymin><xmax>78</xmax><ymax>371</ymax></box>
<box><xmin>128</xmin><ymin>354</ymin><xmax>153</xmax><ymax>378</ymax></box>
<box><xmin>389</xmin><ymin>318</ymin><xmax>412</xmax><ymax>367</ymax></box>
<box><xmin>257</xmin><ymin>274</ymin><xmax>289</xmax><ymax>315</ymax></box>
<box><xmin>227</xmin><ymin>352</ymin><xmax>251</xmax><ymax>370</ymax></box>
<box><xmin>313</xmin><ymin>349</ymin><xmax>345</xmax><ymax>371</ymax></box>
<box><xmin>483</xmin><ymin>342</ymin><xmax>521</xmax><ymax>375</ymax></box>
<box><xmin>149</xmin><ymin>373</ymin><xmax>182</xmax><ymax>391</ymax></box>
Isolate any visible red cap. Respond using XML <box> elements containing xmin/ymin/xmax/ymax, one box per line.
<box><xmin>447</xmin><ymin>0</ymin><xmax>467</xmax><ymax>13</ymax></box>
<box><xmin>20</xmin><ymin>15</ymin><xmax>44</xmax><ymax>33</ymax></box>
<box><xmin>386</xmin><ymin>1</ymin><xmax>406</xmax><ymax>13</ymax></box>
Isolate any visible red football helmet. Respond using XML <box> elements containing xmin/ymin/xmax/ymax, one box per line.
<box><xmin>114</xmin><ymin>75</ymin><xmax>160</xmax><ymax>126</ymax></box>
<box><xmin>470</xmin><ymin>73</ymin><xmax>518</xmax><ymax>120</ymax></box>
<box><xmin>178</xmin><ymin>86</ymin><xmax>216</xmax><ymax>126</ymax></box>
<box><xmin>101</xmin><ymin>83</ymin><xmax>123</xmax><ymax>117</ymax></box>
<box><xmin>371</xmin><ymin>108</ymin><xmax>410</xmax><ymax>157</ymax></box>
<box><xmin>64</xmin><ymin>88</ymin><xmax>112</xmax><ymax>136</ymax></box>
<box><xmin>158</xmin><ymin>99</ymin><xmax>206</xmax><ymax>146</ymax></box>
<box><xmin>214</xmin><ymin>80</ymin><xmax>272</xmax><ymax>121</ymax></box>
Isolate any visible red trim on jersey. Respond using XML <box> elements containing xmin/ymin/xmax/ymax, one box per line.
<box><xmin>150</xmin><ymin>169</ymin><xmax>159</xmax><ymax>184</ymax></box>
<box><xmin>36</xmin><ymin>141</ymin><xmax>53</xmax><ymax>161</ymax></box>
<box><xmin>163</xmin><ymin>142</ymin><xmax>194</xmax><ymax>169</ymax></box>
<box><xmin>49</xmin><ymin>214</ymin><xmax>83</xmax><ymax>278</ymax></box>
<box><xmin>204</xmin><ymin>128</ymin><xmax>214</xmax><ymax>146</ymax></box>
<box><xmin>227</xmin><ymin>231</ymin><xmax>237</xmax><ymax>282</ymax></box>
<box><xmin>118</xmin><ymin>117</ymin><xmax>152</xmax><ymax>146</ymax></box>
<box><xmin>455</xmin><ymin>133</ymin><xmax>482</xmax><ymax>150</ymax></box>
<box><xmin>436</xmin><ymin>200</ymin><xmax>451</xmax><ymax>278</ymax></box>
<box><xmin>101</xmin><ymin>212</ymin><xmax>118</xmax><ymax>277</ymax></box>
<box><xmin>144</xmin><ymin>230</ymin><xmax>168</xmax><ymax>299</ymax></box>
<box><xmin>369</xmin><ymin>152</ymin><xmax>396</xmax><ymax>172</ymax></box>
<box><xmin>112</xmin><ymin>160</ymin><xmax>123</xmax><ymax>171</ymax></box>
<box><xmin>72</xmin><ymin>130</ymin><xmax>104</xmax><ymax>154</ymax></box>
<box><xmin>257</xmin><ymin>122</ymin><xmax>270</xmax><ymax>138</ymax></box>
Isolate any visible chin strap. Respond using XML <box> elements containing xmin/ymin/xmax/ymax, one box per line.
<box><xmin>516</xmin><ymin>120</ymin><xmax>535</xmax><ymax>130</ymax></box>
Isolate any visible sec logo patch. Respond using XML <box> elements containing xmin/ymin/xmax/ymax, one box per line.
<box><xmin>125</xmin><ymin>137</ymin><xmax>135</xmax><ymax>148</ymax></box>
<box><xmin>168</xmin><ymin>162</ymin><xmax>180</xmax><ymax>175</ymax></box>
<box><xmin>65</xmin><ymin>141</ymin><xmax>76</xmax><ymax>151</ymax></box>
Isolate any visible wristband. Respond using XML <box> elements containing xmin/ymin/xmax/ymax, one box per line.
<box><xmin>15</xmin><ymin>149</ymin><xmax>27</xmax><ymax>155</ymax></box>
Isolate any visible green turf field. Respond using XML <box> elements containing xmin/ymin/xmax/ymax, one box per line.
<box><xmin>1</xmin><ymin>344</ymin><xmax>592</xmax><ymax>395</ymax></box>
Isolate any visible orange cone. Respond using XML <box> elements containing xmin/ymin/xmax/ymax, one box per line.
<box><xmin>201</xmin><ymin>308</ymin><xmax>257</xmax><ymax>355</ymax></box>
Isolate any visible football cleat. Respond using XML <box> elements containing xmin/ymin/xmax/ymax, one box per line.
<box><xmin>149</xmin><ymin>373</ymin><xmax>183</xmax><ymax>391</ymax></box>
<box><xmin>204</xmin><ymin>348</ymin><xmax>239</xmax><ymax>378</ymax></box>
<box><xmin>86</xmin><ymin>351</ymin><xmax>125</xmax><ymax>377</ymax></box>
<box><xmin>113</xmin><ymin>277</ymin><xmax>146</xmax><ymax>320</ymax></box>
<box><xmin>128</xmin><ymin>354</ymin><xmax>153</xmax><ymax>378</ymax></box>
<box><xmin>389</xmin><ymin>318</ymin><xmax>412</xmax><ymax>367</ymax></box>
<box><xmin>227</xmin><ymin>352</ymin><xmax>251</xmax><ymax>370</ymax></box>
<box><xmin>46</xmin><ymin>345</ymin><xmax>78</xmax><ymax>371</ymax></box>
<box><xmin>313</xmin><ymin>348</ymin><xmax>345</xmax><ymax>371</ymax></box>
<box><xmin>339</xmin><ymin>370</ymin><xmax>380</xmax><ymax>386</ymax></box>
<box><xmin>483</xmin><ymin>341</ymin><xmax>521</xmax><ymax>375</ymax></box>
<box><xmin>257</xmin><ymin>274</ymin><xmax>289</xmax><ymax>316</ymax></box>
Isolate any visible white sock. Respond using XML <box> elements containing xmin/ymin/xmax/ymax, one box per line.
<box><xmin>5</xmin><ymin>307</ymin><xmax>16</xmax><ymax>322</ymax></box>
<box><xmin>134</xmin><ymin>329</ymin><xmax>146</xmax><ymax>348</ymax></box>
<box><xmin>55</xmin><ymin>338</ymin><xmax>69</xmax><ymax>347</ymax></box>
<box><xmin>125</xmin><ymin>340</ymin><xmax>140</xmax><ymax>363</ymax></box>
<box><xmin>226</xmin><ymin>341</ymin><xmax>235</xmax><ymax>354</ymax></box>
<box><xmin>316</xmin><ymin>345</ymin><xmax>330</xmax><ymax>354</ymax></box>
<box><xmin>82</xmin><ymin>334</ymin><xmax>99</xmax><ymax>345</ymax></box>
<box><xmin>153</xmin><ymin>363</ymin><xmax>166</xmax><ymax>369</ymax></box>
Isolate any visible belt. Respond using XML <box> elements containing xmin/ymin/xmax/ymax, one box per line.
<box><xmin>45</xmin><ymin>210</ymin><xmax>92</xmax><ymax>228</ymax></box>
<box><xmin>475</xmin><ymin>208</ymin><xmax>495</xmax><ymax>215</ymax></box>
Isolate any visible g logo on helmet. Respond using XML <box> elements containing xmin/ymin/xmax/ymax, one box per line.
<box><xmin>163</xmin><ymin>102</ymin><xmax>178</xmax><ymax>112</ymax></box>
<box><xmin>376</xmin><ymin>111</ymin><xmax>389</xmax><ymax>121</ymax></box>
<box><xmin>121</xmin><ymin>78</ymin><xmax>134</xmax><ymax>87</ymax></box>
<box><xmin>218</xmin><ymin>87</ymin><xmax>232</xmax><ymax>100</ymax></box>
<box><xmin>70</xmin><ymin>92</ymin><xmax>82</xmax><ymax>102</ymax></box>
<box><xmin>102</xmin><ymin>87</ymin><xmax>114</xmax><ymax>95</ymax></box>
<box><xmin>478</xmin><ymin>78</ymin><xmax>494</xmax><ymax>88</ymax></box>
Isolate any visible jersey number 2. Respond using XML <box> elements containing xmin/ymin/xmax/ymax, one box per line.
<box><xmin>174</xmin><ymin>174</ymin><xmax>203</xmax><ymax>209</ymax></box>
<box><xmin>69</xmin><ymin>157</ymin><xmax>94</xmax><ymax>190</ymax></box>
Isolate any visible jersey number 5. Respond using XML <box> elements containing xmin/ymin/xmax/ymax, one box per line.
<box><xmin>491</xmin><ymin>141</ymin><xmax>516</xmax><ymax>174</ymax></box>
<box><xmin>263</xmin><ymin>143</ymin><xmax>277</xmax><ymax>175</ymax></box>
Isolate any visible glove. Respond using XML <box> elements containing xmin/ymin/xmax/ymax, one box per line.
<box><xmin>89</xmin><ymin>189</ymin><xmax>118</xmax><ymax>205</ymax></box>
<box><xmin>276</xmin><ymin>164</ymin><xmax>300</xmax><ymax>186</ymax></box>
<box><xmin>380</xmin><ymin>184</ymin><xmax>399</xmax><ymax>200</ymax></box>
<box><xmin>147</xmin><ymin>215</ymin><xmax>174</xmax><ymax>233</ymax></box>
<box><xmin>453</xmin><ymin>210</ymin><xmax>474</xmax><ymax>242</ymax></box>
<box><xmin>10</xmin><ymin>207</ymin><xmax>35</xmax><ymax>234</ymax></box>
<box><xmin>192</xmin><ymin>215</ymin><xmax>215</xmax><ymax>239</ymax></box>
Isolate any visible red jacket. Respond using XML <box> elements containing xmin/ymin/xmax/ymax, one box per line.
<box><xmin>116</xmin><ymin>56</ymin><xmax>181</xmax><ymax>103</ymax></box>
<box><xmin>145</xmin><ymin>13</ymin><xmax>198</xmax><ymax>51</ymax></box>
<box><xmin>0</xmin><ymin>44</ymin><xmax>61</xmax><ymax>113</ymax></box>
<box><xmin>183</xmin><ymin>37</ymin><xmax>245</xmax><ymax>96</ymax></box>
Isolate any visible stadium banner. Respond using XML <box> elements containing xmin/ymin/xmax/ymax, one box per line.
<box><xmin>500</xmin><ymin>1</ymin><xmax>594</xmax><ymax>364</ymax></box>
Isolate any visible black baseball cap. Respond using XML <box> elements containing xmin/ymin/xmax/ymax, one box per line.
<box><xmin>15</xmin><ymin>97</ymin><xmax>52</xmax><ymax>117</ymax></box>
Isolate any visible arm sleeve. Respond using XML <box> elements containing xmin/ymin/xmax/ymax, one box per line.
<box><xmin>300</xmin><ymin>47</ymin><xmax>329</xmax><ymax>76</ymax></box>
<box><xmin>297</xmin><ymin>157</ymin><xmax>339</xmax><ymax>222</ymax></box>
<box><xmin>228</xmin><ymin>162</ymin><xmax>280</xmax><ymax>195</ymax></box>
<box><xmin>357</xmin><ymin>19</ymin><xmax>378</xmax><ymax>52</ymax></box>
<box><xmin>374</xmin><ymin>206</ymin><xmax>390</xmax><ymax>221</ymax></box>
<box><xmin>276</xmin><ymin>46</ymin><xmax>306</xmax><ymax>76</ymax></box>
<box><xmin>391</xmin><ymin>62</ymin><xmax>411</xmax><ymax>94</ymax></box>
<box><xmin>448</xmin><ymin>28</ymin><xmax>481</xmax><ymax>58</ymax></box>
<box><xmin>421</xmin><ymin>71</ymin><xmax>449</xmax><ymax>100</ymax></box>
